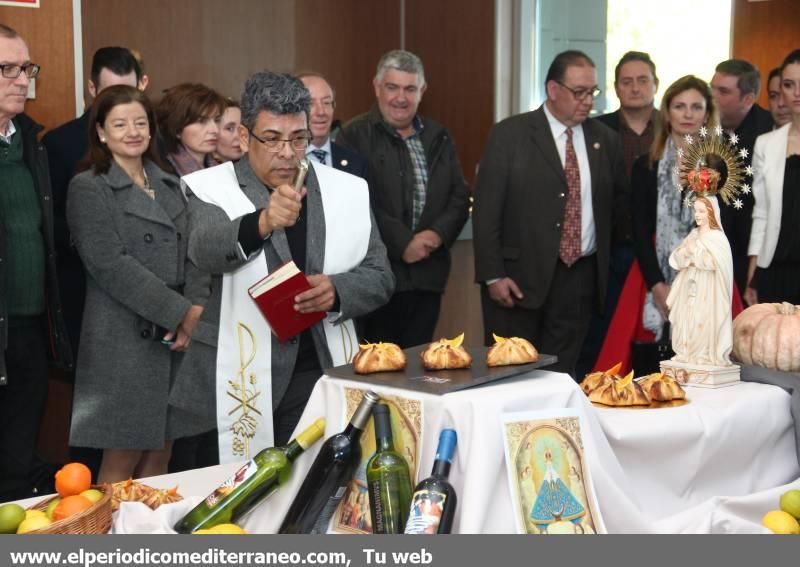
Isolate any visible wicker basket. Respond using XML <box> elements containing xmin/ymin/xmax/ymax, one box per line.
<box><xmin>25</xmin><ymin>484</ymin><xmax>112</xmax><ymax>534</ymax></box>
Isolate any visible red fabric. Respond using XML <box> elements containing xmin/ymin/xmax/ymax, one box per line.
<box><xmin>593</xmin><ymin>260</ymin><xmax>746</xmax><ymax>375</ymax></box>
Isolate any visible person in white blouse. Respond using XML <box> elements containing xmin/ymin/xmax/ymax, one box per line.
<box><xmin>745</xmin><ymin>49</ymin><xmax>800</xmax><ymax>306</ymax></box>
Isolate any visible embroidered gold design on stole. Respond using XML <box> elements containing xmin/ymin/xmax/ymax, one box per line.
<box><xmin>226</xmin><ymin>322</ymin><xmax>262</xmax><ymax>458</ymax></box>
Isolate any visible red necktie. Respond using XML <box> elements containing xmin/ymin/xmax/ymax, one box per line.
<box><xmin>560</xmin><ymin>127</ymin><xmax>582</xmax><ymax>267</ymax></box>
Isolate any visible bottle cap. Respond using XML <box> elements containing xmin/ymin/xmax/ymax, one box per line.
<box><xmin>350</xmin><ymin>390</ymin><xmax>381</xmax><ymax>429</ymax></box>
<box><xmin>295</xmin><ymin>417</ymin><xmax>326</xmax><ymax>449</ymax></box>
<box><xmin>372</xmin><ymin>404</ymin><xmax>392</xmax><ymax>440</ymax></box>
<box><xmin>435</xmin><ymin>429</ymin><xmax>457</xmax><ymax>463</ymax></box>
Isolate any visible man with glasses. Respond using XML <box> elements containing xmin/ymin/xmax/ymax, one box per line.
<box><xmin>0</xmin><ymin>24</ymin><xmax>72</xmax><ymax>500</ymax></box>
<box><xmin>473</xmin><ymin>50</ymin><xmax>627</xmax><ymax>378</ymax></box>
<box><xmin>296</xmin><ymin>71</ymin><xmax>367</xmax><ymax>179</ymax></box>
<box><xmin>338</xmin><ymin>49</ymin><xmax>470</xmax><ymax>348</ymax></box>
<box><xmin>176</xmin><ymin>71</ymin><xmax>393</xmax><ymax>448</ymax></box>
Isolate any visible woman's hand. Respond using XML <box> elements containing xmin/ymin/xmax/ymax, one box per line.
<box><xmin>164</xmin><ymin>305</ymin><xmax>204</xmax><ymax>352</ymax></box>
<box><xmin>652</xmin><ymin>282</ymin><xmax>671</xmax><ymax>319</ymax></box>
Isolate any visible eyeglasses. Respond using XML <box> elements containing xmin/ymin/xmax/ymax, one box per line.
<box><xmin>556</xmin><ymin>81</ymin><xmax>601</xmax><ymax>100</ymax></box>
<box><xmin>0</xmin><ymin>63</ymin><xmax>41</xmax><ymax>79</ymax></box>
<box><xmin>248</xmin><ymin>129</ymin><xmax>311</xmax><ymax>152</ymax></box>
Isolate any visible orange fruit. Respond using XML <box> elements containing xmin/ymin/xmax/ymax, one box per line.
<box><xmin>54</xmin><ymin>463</ymin><xmax>92</xmax><ymax>497</ymax></box>
<box><xmin>52</xmin><ymin>495</ymin><xmax>93</xmax><ymax>522</ymax></box>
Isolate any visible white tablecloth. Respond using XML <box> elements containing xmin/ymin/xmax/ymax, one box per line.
<box><xmin>593</xmin><ymin>382</ymin><xmax>799</xmax><ymax>520</ymax></box>
<box><xmin>14</xmin><ymin>371</ymin><xmax>800</xmax><ymax>534</ymax></box>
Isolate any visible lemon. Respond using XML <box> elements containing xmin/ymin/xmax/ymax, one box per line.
<box><xmin>45</xmin><ymin>498</ymin><xmax>61</xmax><ymax>521</ymax></box>
<box><xmin>0</xmin><ymin>503</ymin><xmax>26</xmax><ymax>534</ymax></box>
<box><xmin>779</xmin><ymin>489</ymin><xmax>800</xmax><ymax>520</ymax></box>
<box><xmin>17</xmin><ymin>515</ymin><xmax>52</xmax><ymax>534</ymax></box>
<box><xmin>25</xmin><ymin>509</ymin><xmax>48</xmax><ymax>520</ymax></box>
<box><xmin>194</xmin><ymin>523</ymin><xmax>247</xmax><ymax>534</ymax></box>
<box><xmin>762</xmin><ymin>510</ymin><xmax>800</xmax><ymax>534</ymax></box>
<box><xmin>80</xmin><ymin>489</ymin><xmax>104</xmax><ymax>504</ymax></box>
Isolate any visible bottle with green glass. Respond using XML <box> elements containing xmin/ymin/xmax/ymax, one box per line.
<box><xmin>174</xmin><ymin>418</ymin><xmax>326</xmax><ymax>534</ymax></box>
<box><xmin>366</xmin><ymin>403</ymin><xmax>413</xmax><ymax>534</ymax></box>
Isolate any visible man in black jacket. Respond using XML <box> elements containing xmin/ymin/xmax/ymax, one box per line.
<box><xmin>42</xmin><ymin>47</ymin><xmax>141</xmax><ymax>356</ymax></box>
<box><xmin>0</xmin><ymin>24</ymin><xmax>72</xmax><ymax>501</ymax></box>
<box><xmin>338</xmin><ymin>50</ymin><xmax>470</xmax><ymax>348</ymax></box>
<box><xmin>711</xmin><ymin>59</ymin><xmax>774</xmax><ymax>294</ymax></box>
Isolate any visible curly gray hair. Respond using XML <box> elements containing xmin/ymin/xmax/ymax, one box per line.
<box><xmin>240</xmin><ymin>71</ymin><xmax>311</xmax><ymax>130</ymax></box>
<box><xmin>375</xmin><ymin>49</ymin><xmax>426</xmax><ymax>86</ymax></box>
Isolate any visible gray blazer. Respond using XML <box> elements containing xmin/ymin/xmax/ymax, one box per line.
<box><xmin>67</xmin><ymin>160</ymin><xmax>194</xmax><ymax>450</ymax></box>
<box><xmin>168</xmin><ymin>158</ymin><xmax>394</xmax><ymax>438</ymax></box>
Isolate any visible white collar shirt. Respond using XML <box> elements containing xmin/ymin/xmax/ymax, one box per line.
<box><xmin>542</xmin><ymin>102</ymin><xmax>596</xmax><ymax>256</ymax></box>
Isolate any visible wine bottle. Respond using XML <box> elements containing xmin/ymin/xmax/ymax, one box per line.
<box><xmin>404</xmin><ymin>428</ymin><xmax>458</xmax><ymax>534</ymax></box>
<box><xmin>279</xmin><ymin>390</ymin><xmax>380</xmax><ymax>534</ymax></box>
<box><xmin>174</xmin><ymin>418</ymin><xmax>325</xmax><ymax>534</ymax></box>
<box><xmin>366</xmin><ymin>404</ymin><xmax>413</xmax><ymax>534</ymax></box>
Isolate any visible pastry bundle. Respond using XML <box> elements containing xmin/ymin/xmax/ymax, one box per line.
<box><xmin>421</xmin><ymin>333</ymin><xmax>472</xmax><ymax>370</ymax></box>
<box><xmin>111</xmin><ymin>478</ymin><xmax>182</xmax><ymax>511</ymax></box>
<box><xmin>485</xmin><ymin>334</ymin><xmax>539</xmax><ymax>367</ymax></box>
<box><xmin>638</xmin><ymin>372</ymin><xmax>687</xmax><ymax>402</ymax></box>
<box><xmin>580</xmin><ymin>363</ymin><xmax>686</xmax><ymax>407</ymax></box>
<box><xmin>352</xmin><ymin>342</ymin><xmax>407</xmax><ymax>374</ymax></box>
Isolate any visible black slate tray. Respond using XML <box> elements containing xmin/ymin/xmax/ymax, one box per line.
<box><xmin>325</xmin><ymin>344</ymin><xmax>558</xmax><ymax>395</ymax></box>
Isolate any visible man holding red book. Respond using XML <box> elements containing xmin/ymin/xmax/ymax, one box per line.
<box><xmin>169</xmin><ymin>72</ymin><xmax>393</xmax><ymax>456</ymax></box>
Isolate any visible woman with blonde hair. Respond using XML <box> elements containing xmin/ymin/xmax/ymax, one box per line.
<box><xmin>594</xmin><ymin>76</ymin><xmax>719</xmax><ymax>373</ymax></box>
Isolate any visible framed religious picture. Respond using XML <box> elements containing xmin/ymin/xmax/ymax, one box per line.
<box><xmin>333</xmin><ymin>388</ymin><xmax>423</xmax><ymax>534</ymax></box>
<box><xmin>501</xmin><ymin>409</ymin><xmax>605</xmax><ymax>534</ymax></box>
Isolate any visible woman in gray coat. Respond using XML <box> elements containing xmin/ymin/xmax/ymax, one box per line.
<box><xmin>67</xmin><ymin>85</ymin><xmax>205</xmax><ymax>483</ymax></box>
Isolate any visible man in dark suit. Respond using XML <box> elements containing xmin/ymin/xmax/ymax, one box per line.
<box><xmin>473</xmin><ymin>50</ymin><xmax>627</xmax><ymax>378</ymax></box>
<box><xmin>338</xmin><ymin>50</ymin><xmax>470</xmax><ymax>348</ymax></box>
<box><xmin>42</xmin><ymin>47</ymin><xmax>141</xmax><ymax>355</ymax></box>
<box><xmin>1</xmin><ymin>24</ymin><xmax>72</xmax><ymax>500</ymax></box>
<box><xmin>298</xmin><ymin>72</ymin><xmax>368</xmax><ymax>179</ymax></box>
<box><xmin>711</xmin><ymin>59</ymin><xmax>774</xmax><ymax>294</ymax></box>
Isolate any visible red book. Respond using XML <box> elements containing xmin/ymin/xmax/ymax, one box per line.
<box><xmin>248</xmin><ymin>261</ymin><xmax>325</xmax><ymax>343</ymax></box>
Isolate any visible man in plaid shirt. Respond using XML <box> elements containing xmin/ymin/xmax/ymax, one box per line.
<box><xmin>339</xmin><ymin>50</ymin><xmax>470</xmax><ymax>348</ymax></box>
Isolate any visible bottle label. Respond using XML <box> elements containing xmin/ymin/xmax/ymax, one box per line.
<box><xmin>310</xmin><ymin>485</ymin><xmax>348</xmax><ymax>534</ymax></box>
<box><xmin>205</xmin><ymin>460</ymin><xmax>258</xmax><ymax>508</ymax></box>
<box><xmin>404</xmin><ymin>489</ymin><xmax>447</xmax><ymax>534</ymax></box>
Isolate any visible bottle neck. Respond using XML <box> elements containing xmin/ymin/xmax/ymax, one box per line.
<box><xmin>376</xmin><ymin>432</ymin><xmax>394</xmax><ymax>452</ymax></box>
<box><xmin>431</xmin><ymin>458</ymin><xmax>451</xmax><ymax>479</ymax></box>
<box><xmin>284</xmin><ymin>440</ymin><xmax>303</xmax><ymax>462</ymax></box>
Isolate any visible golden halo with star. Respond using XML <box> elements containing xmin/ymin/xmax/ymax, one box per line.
<box><xmin>674</xmin><ymin>125</ymin><xmax>752</xmax><ymax>210</ymax></box>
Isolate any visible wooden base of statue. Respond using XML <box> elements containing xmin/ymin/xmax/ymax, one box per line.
<box><xmin>659</xmin><ymin>360</ymin><xmax>741</xmax><ymax>389</ymax></box>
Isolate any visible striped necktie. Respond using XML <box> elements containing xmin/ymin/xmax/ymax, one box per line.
<box><xmin>310</xmin><ymin>149</ymin><xmax>327</xmax><ymax>165</ymax></box>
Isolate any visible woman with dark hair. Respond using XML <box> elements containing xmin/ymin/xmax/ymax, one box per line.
<box><xmin>212</xmin><ymin>98</ymin><xmax>243</xmax><ymax>164</ymax></box>
<box><xmin>594</xmin><ymin>76</ymin><xmax>720</xmax><ymax>373</ymax></box>
<box><xmin>156</xmin><ymin>82</ymin><xmax>226</xmax><ymax>175</ymax></box>
<box><xmin>746</xmin><ymin>49</ymin><xmax>800</xmax><ymax>305</ymax></box>
<box><xmin>67</xmin><ymin>85</ymin><xmax>204</xmax><ymax>483</ymax></box>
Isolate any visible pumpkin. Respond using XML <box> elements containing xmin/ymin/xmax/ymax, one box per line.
<box><xmin>732</xmin><ymin>302</ymin><xmax>800</xmax><ymax>372</ymax></box>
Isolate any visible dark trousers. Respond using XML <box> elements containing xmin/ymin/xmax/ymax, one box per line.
<box><xmin>273</xmin><ymin>368</ymin><xmax>323</xmax><ymax>447</ymax></box>
<box><xmin>362</xmin><ymin>290</ymin><xmax>442</xmax><ymax>348</ymax></box>
<box><xmin>0</xmin><ymin>316</ymin><xmax>49</xmax><ymax>501</ymax></box>
<box><xmin>481</xmin><ymin>255</ymin><xmax>596</xmax><ymax>379</ymax></box>
<box><xmin>577</xmin><ymin>243</ymin><xmax>633</xmax><ymax>378</ymax></box>
<box><xmin>755</xmin><ymin>261</ymin><xmax>800</xmax><ymax>304</ymax></box>
<box><xmin>168</xmin><ymin>430</ymin><xmax>220</xmax><ymax>473</ymax></box>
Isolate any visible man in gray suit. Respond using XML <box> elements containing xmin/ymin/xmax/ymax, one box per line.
<box><xmin>179</xmin><ymin>72</ymin><xmax>393</xmax><ymax>445</ymax></box>
<box><xmin>473</xmin><ymin>50</ymin><xmax>627</xmax><ymax>378</ymax></box>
